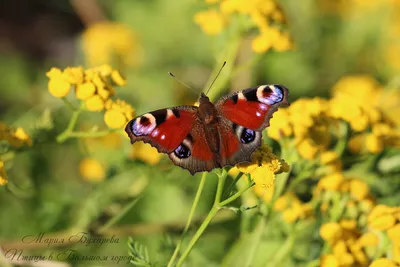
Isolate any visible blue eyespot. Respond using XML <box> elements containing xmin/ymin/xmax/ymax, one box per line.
<box><xmin>240</xmin><ymin>128</ymin><xmax>256</xmax><ymax>144</ymax></box>
<box><xmin>174</xmin><ymin>143</ymin><xmax>191</xmax><ymax>159</ymax></box>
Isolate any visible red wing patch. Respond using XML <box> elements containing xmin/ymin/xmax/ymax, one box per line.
<box><xmin>149</xmin><ymin>110</ymin><xmax>196</xmax><ymax>151</ymax></box>
<box><xmin>190</xmin><ymin>124</ymin><xmax>215</xmax><ymax>161</ymax></box>
<box><xmin>219</xmin><ymin>126</ymin><xmax>240</xmax><ymax>159</ymax></box>
<box><xmin>221</xmin><ymin>99</ymin><xmax>270</xmax><ymax>130</ymax></box>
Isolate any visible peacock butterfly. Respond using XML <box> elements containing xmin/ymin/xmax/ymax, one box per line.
<box><xmin>125</xmin><ymin>84</ymin><xmax>289</xmax><ymax>174</ymax></box>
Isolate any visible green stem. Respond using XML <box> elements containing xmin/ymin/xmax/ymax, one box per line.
<box><xmin>62</xmin><ymin>97</ymin><xmax>77</xmax><ymax>111</ymax></box>
<box><xmin>222</xmin><ymin>172</ymin><xmax>244</xmax><ymax>199</ymax></box>
<box><xmin>56</xmin><ymin>102</ymin><xmax>84</xmax><ymax>143</ymax></box>
<box><xmin>219</xmin><ymin>182</ymin><xmax>253</xmax><ymax>207</ymax></box>
<box><xmin>167</xmin><ymin>172</ymin><xmax>208</xmax><ymax>267</ymax></box>
<box><xmin>98</xmin><ymin>197</ymin><xmax>142</xmax><ymax>234</ymax></box>
<box><xmin>268</xmin><ymin>233</ymin><xmax>295</xmax><ymax>266</ymax></box>
<box><xmin>176</xmin><ymin>169</ymin><xmax>233</xmax><ymax>267</ymax></box>
<box><xmin>243</xmin><ymin>218</ymin><xmax>266</xmax><ymax>267</ymax></box>
<box><xmin>175</xmin><ymin>206</ymin><xmax>219</xmax><ymax>267</ymax></box>
<box><xmin>68</xmin><ymin>129</ymin><xmax>121</xmax><ymax>138</ymax></box>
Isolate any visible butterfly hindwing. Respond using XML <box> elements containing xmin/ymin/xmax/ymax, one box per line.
<box><xmin>168</xmin><ymin>120</ymin><xmax>218</xmax><ymax>174</ymax></box>
<box><xmin>217</xmin><ymin>117</ymin><xmax>263</xmax><ymax>167</ymax></box>
<box><xmin>215</xmin><ymin>84</ymin><xmax>289</xmax><ymax>131</ymax></box>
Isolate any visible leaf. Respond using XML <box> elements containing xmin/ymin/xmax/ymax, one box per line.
<box><xmin>128</xmin><ymin>238</ymin><xmax>153</xmax><ymax>267</ymax></box>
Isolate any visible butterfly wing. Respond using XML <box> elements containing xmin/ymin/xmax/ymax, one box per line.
<box><xmin>125</xmin><ymin>105</ymin><xmax>218</xmax><ymax>174</ymax></box>
<box><xmin>125</xmin><ymin>106</ymin><xmax>198</xmax><ymax>153</ymax></box>
<box><xmin>168</xmin><ymin>119</ymin><xmax>219</xmax><ymax>174</ymax></box>
<box><xmin>215</xmin><ymin>84</ymin><xmax>289</xmax><ymax>165</ymax></box>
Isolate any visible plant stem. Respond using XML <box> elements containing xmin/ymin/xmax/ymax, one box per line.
<box><xmin>56</xmin><ymin>102</ymin><xmax>121</xmax><ymax>143</ymax></box>
<box><xmin>219</xmin><ymin>182</ymin><xmax>253</xmax><ymax>207</ymax></box>
<box><xmin>62</xmin><ymin>97</ymin><xmax>77</xmax><ymax>111</ymax></box>
<box><xmin>56</xmin><ymin>102</ymin><xmax>84</xmax><ymax>143</ymax></box>
<box><xmin>243</xmin><ymin>218</ymin><xmax>266</xmax><ymax>267</ymax></box>
<box><xmin>268</xmin><ymin>234</ymin><xmax>295</xmax><ymax>267</ymax></box>
<box><xmin>167</xmin><ymin>172</ymin><xmax>208</xmax><ymax>267</ymax></box>
<box><xmin>175</xmin><ymin>169</ymin><xmax>231</xmax><ymax>267</ymax></box>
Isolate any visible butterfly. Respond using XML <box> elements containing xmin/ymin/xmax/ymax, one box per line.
<box><xmin>125</xmin><ymin>85</ymin><xmax>289</xmax><ymax>174</ymax></box>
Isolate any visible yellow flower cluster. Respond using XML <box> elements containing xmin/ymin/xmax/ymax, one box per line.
<box><xmin>194</xmin><ymin>0</ymin><xmax>293</xmax><ymax>53</ymax></box>
<box><xmin>268</xmin><ymin>75</ymin><xmax>400</xmax><ymax>159</ymax></box>
<box><xmin>316</xmin><ymin>179</ymin><xmax>400</xmax><ymax>266</ymax></box>
<box><xmin>233</xmin><ymin>143</ymin><xmax>289</xmax><ymax>199</ymax></box>
<box><xmin>273</xmin><ymin>193</ymin><xmax>313</xmax><ymax>223</ymax></box>
<box><xmin>315</xmin><ymin>172</ymin><xmax>375</xmax><ymax>221</ymax></box>
<box><xmin>319</xmin><ymin>220</ymin><xmax>379</xmax><ymax>267</ymax></box>
<box><xmin>82</xmin><ymin>22</ymin><xmax>140</xmax><ymax>67</ymax></box>
<box><xmin>79</xmin><ymin>157</ymin><xmax>106</xmax><ymax>183</ymax></box>
<box><xmin>368</xmin><ymin>205</ymin><xmax>400</xmax><ymax>264</ymax></box>
<box><xmin>46</xmin><ymin>65</ymin><xmax>134</xmax><ymax>129</ymax></box>
<box><xmin>331</xmin><ymin>76</ymin><xmax>400</xmax><ymax>154</ymax></box>
<box><xmin>0</xmin><ymin>160</ymin><xmax>8</xmax><ymax>186</ymax></box>
<box><xmin>0</xmin><ymin>122</ymin><xmax>33</xmax><ymax>148</ymax></box>
<box><xmin>268</xmin><ymin>97</ymin><xmax>335</xmax><ymax>160</ymax></box>
<box><xmin>104</xmin><ymin>99</ymin><xmax>135</xmax><ymax>129</ymax></box>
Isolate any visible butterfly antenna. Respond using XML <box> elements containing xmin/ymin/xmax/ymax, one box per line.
<box><xmin>168</xmin><ymin>72</ymin><xmax>198</xmax><ymax>95</ymax></box>
<box><xmin>205</xmin><ymin>61</ymin><xmax>226</xmax><ymax>96</ymax></box>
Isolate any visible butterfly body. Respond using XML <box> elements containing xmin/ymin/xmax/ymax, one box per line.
<box><xmin>125</xmin><ymin>85</ymin><xmax>289</xmax><ymax>174</ymax></box>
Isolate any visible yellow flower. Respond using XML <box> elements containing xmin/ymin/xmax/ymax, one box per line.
<box><xmin>317</xmin><ymin>172</ymin><xmax>345</xmax><ymax>191</ymax></box>
<box><xmin>340</xmin><ymin>219</ymin><xmax>357</xmax><ymax>230</ymax></box>
<box><xmin>85</xmin><ymin>95</ymin><xmax>105</xmax><ymax>111</ymax></box>
<box><xmin>274</xmin><ymin>194</ymin><xmax>290</xmax><ymax>211</ymax></box>
<box><xmin>320</xmin><ymin>151</ymin><xmax>342</xmax><ymax>172</ymax></box>
<box><xmin>79</xmin><ymin>158</ymin><xmax>106</xmax><ymax>183</ymax></box>
<box><xmin>3</xmin><ymin>127</ymin><xmax>33</xmax><ymax>148</ymax></box>
<box><xmin>0</xmin><ymin>161</ymin><xmax>8</xmax><ymax>186</ymax></box>
<box><xmin>251</xmin><ymin>26</ymin><xmax>281</xmax><ymax>53</ymax></box>
<box><xmin>62</xmin><ymin>66</ymin><xmax>84</xmax><ymax>84</ymax></box>
<box><xmin>253</xmin><ymin>184</ymin><xmax>274</xmax><ymax>202</ymax></box>
<box><xmin>282</xmin><ymin>205</ymin><xmax>302</xmax><ymax>223</ymax></box>
<box><xmin>388</xmin><ymin>224</ymin><xmax>400</xmax><ymax>241</ymax></box>
<box><xmin>82</xmin><ymin>22</ymin><xmax>140</xmax><ymax>67</ymax></box>
<box><xmin>13</xmin><ymin>128</ymin><xmax>33</xmax><ymax>147</ymax></box>
<box><xmin>369</xmin><ymin>214</ymin><xmax>396</xmax><ymax>231</ymax></box>
<box><xmin>46</xmin><ymin>68</ymin><xmax>71</xmax><ymax>98</ymax></box>
<box><xmin>104</xmin><ymin>109</ymin><xmax>127</xmax><ymax>129</ymax></box>
<box><xmin>337</xmin><ymin>253</ymin><xmax>354</xmax><ymax>266</ymax></box>
<box><xmin>365</xmin><ymin>133</ymin><xmax>384</xmax><ymax>154</ymax></box>
<box><xmin>368</xmin><ymin>205</ymin><xmax>396</xmax><ymax>223</ymax></box>
<box><xmin>274</xmin><ymin>193</ymin><xmax>312</xmax><ymax>223</ymax></box>
<box><xmin>357</xmin><ymin>232</ymin><xmax>379</xmax><ymax>247</ymax></box>
<box><xmin>131</xmin><ymin>142</ymin><xmax>162</xmax><ymax>165</ymax></box>
<box><xmin>348</xmin><ymin>134</ymin><xmax>364</xmax><ymax>153</ymax></box>
<box><xmin>194</xmin><ymin>9</ymin><xmax>226</xmax><ymax>35</ymax></box>
<box><xmin>111</xmin><ymin>70</ymin><xmax>127</xmax><ymax>86</ymax></box>
<box><xmin>296</xmin><ymin>138</ymin><xmax>319</xmax><ymax>160</ymax></box>
<box><xmin>349</xmin><ymin>179</ymin><xmax>369</xmax><ymax>200</ymax></box>
<box><xmin>273</xmin><ymin>32</ymin><xmax>293</xmax><ymax>52</ymax></box>
<box><xmin>332</xmin><ymin>240</ymin><xmax>347</xmax><ymax>255</ymax></box>
<box><xmin>104</xmin><ymin>99</ymin><xmax>135</xmax><ymax>129</ymax></box>
<box><xmin>320</xmin><ymin>254</ymin><xmax>339</xmax><ymax>267</ymax></box>
<box><xmin>267</xmin><ymin>109</ymin><xmax>293</xmax><ymax>140</ymax></box>
<box><xmin>369</xmin><ymin>258</ymin><xmax>398</xmax><ymax>267</ymax></box>
<box><xmin>320</xmin><ymin>222</ymin><xmax>342</xmax><ymax>243</ymax></box>
<box><xmin>237</xmin><ymin>143</ymin><xmax>289</xmax><ymax>191</ymax></box>
<box><xmin>75</xmin><ymin>82</ymin><xmax>96</xmax><ymax>100</ymax></box>
<box><xmin>251</xmin><ymin>164</ymin><xmax>275</xmax><ymax>188</ymax></box>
